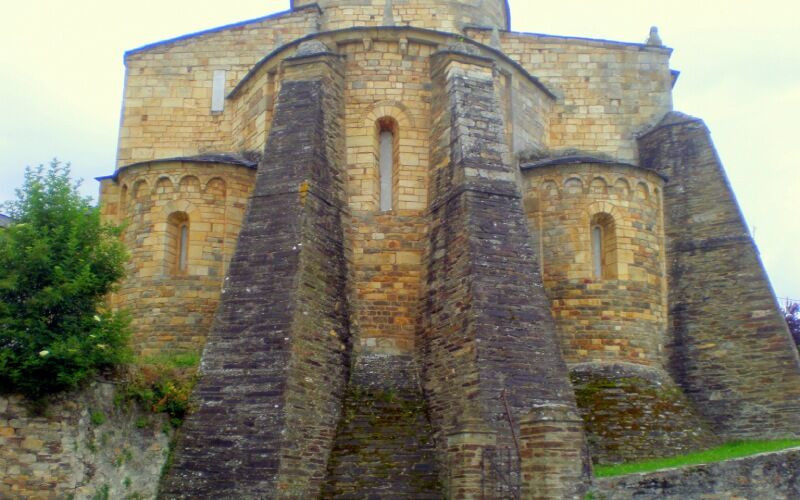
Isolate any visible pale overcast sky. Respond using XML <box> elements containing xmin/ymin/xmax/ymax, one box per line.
<box><xmin>1</xmin><ymin>0</ymin><xmax>798</xmax><ymax>301</ymax></box>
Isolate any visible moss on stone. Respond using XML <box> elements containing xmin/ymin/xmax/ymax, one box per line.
<box><xmin>323</xmin><ymin>385</ymin><xmax>442</xmax><ymax>498</ymax></box>
<box><xmin>570</xmin><ymin>371</ymin><xmax>717</xmax><ymax>465</ymax></box>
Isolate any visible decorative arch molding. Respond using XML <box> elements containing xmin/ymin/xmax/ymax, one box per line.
<box><xmin>635</xmin><ymin>181</ymin><xmax>650</xmax><ymax>200</ymax></box>
<box><xmin>538</xmin><ymin>179</ymin><xmax>561</xmax><ymax>198</ymax></box>
<box><xmin>584</xmin><ymin>201</ymin><xmax>622</xmax><ymax>225</ymax></box>
<box><xmin>155</xmin><ymin>176</ymin><xmax>175</xmax><ymax>194</ymax></box>
<box><xmin>614</xmin><ymin>177</ymin><xmax>631</xmax><ymax>198</ymax></box>
<box><xmin>179</xmin><ymin>175</ymin><xmax>202</xmax><ymax>193</ymax></box>
<box><xmin>161</xmin><ymin>199</ymin><xmax>200</xmax><ymax>220</ymax></box>
<box><xmin>590</xmin><ymin>176</ymin><xmax>609</xmax><ymax>194</ymax></box>
<box><xmin>131</xmin><ymin>179</ymin><xmax>149</xmax><ymax>199</ymax></box>
<box><xmin>564</xmin><ymin>176</ymin><xmax>584</xmax><ymax>194</ymax></box>
<box><xmin>204</xmin><ymin>177</ymin><xmax>227</xmax><ymax>197</ymax></box>
<box><xmin>363</xmin><ymin>100</ymin><xmax>414</xmax><ymax>130</ymax></box>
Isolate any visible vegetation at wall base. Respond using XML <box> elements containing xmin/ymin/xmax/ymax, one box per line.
<box><xmin>0</xmin><ymin>160</ymin><xmax>130</xmax><ymax>400</ymax></box>
<box><xmin>594</xmin><ymin>439</ymin><xmax>800</xmax><ymax>477</ymax></box>
<box><xmin>120</xmin><ymin>351</ymin><xmax>200</xmax><ymax>427</ymax></box>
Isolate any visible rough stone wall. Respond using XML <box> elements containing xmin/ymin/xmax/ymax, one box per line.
<box><xmin>99</xmin><ymin>161</ymin><xmax>255</xmax><ymax>355</ymax></box>
<box><xmin>118</xmin><ymin>6</ymin><xmax>320</xmax><ymax>166</ymax></box>
<box><xmin>639</xmin><ymin>113</ymin><xmax>800</xmax><ymax>439</ymax></box>
<box><xmin>468</xmin><ymin>29</ymin><xmax>673</xmax><ymax>163</ymax></box>
<box><xmin>423</xmin><ymin>50</ymin><xmax>582</xmax><ymax>496</ymax></box>
<box><xmin>570</xmin><ymin>363</ymin><xmax>716</xmax><ymax>464</ymax></box>
<box><xmin>323</xmin><ymin>354</ymin><xmax>442</xmax><ymax>498</ymax></box>
<box><xmin>0</xmin><ymin>382</ymin><xmax>172</xmax><ymax>500</ymax></box>
<box><xmin>522</xmin><ymin>162</ymin><xmax>667</xmax><ymax>366</ymax></box>
<box><xmin>594</xmin><ymin>448</ymin><xmax>800</xmax><ymax>499</ymax></box>
<box><xmin>160</xmin><ymin>51</ymin><xmax>350</xmax><ymax>498</ymax></box>
<box><xmin>292</xmin><ymin>0</ymin><xmax>509</xmax><ymax>32</ymax></box>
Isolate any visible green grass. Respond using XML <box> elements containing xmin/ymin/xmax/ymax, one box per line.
<box><xmin>594</xmin><ymin>440</ymin><xmax>800</xmax><ymax>477</ymax></box>
<box><xmin>138</xmin><ymin>351</ymin><xmax>200</xmax><ymax>369</ymax></box>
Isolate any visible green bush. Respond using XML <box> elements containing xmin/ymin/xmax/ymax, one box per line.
<box><xmin>0</xmin><ymin>161</ymin><xmax>130</xmax><ymax>399</ymax></box>
<box><xmin>90</xmin><ymin>410</ymin><xmax>107</xmax><ymax>426</ymax></box>
<box><xmin>122</xmin><ymin>352</ymin><xmax>200</xmax><ymax>427</ymax></box>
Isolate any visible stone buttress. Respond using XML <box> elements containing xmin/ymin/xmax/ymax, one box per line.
<box><xmin>639</xmin><ymin>112</ymin><xmax>800</xmax><ymax>439</ymax></box>
<box><xmin>423</xmin><ymin>49</ymin><xmax>589</xmax><ymax>498</ymax></box>
<box><xmin>160</xmin><ymin>45</ymin><xmax>350</xmax><ymax>497</ymax></box>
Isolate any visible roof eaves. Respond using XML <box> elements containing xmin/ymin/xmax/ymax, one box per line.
<box><xmin>96</xmin><ymin>154</ymin><xmax>259</xmax><ymax>182</ymax></box>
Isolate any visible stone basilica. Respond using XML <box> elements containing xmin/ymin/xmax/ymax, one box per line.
<box><xmin>96</xmin><ymin>1</ymin><xmax>800</xmax><ymax>497</ymax></box>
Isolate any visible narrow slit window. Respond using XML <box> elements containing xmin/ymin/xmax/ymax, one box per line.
<box><xmin>590</xmin><ymin>212</ymin><xmax>617</xmax><ymax>280</ymax></box>
<box><xmin>379</xmin><ymin>128</ymin><xmax>394</xmax><ymax>212</ymax></box>
<box><xmin>592</xmin><ymin>225</ymin><xmax>603</xmax><ymax>279</ymax></box>
<box><xmin>178</xmin><ymin>223</ymin><xmax>189</xmax><ymax>273</ymax></box>
<box><xmin>211</xmin><ymin>70</ymin><xmax>226</xmax><ymax>113</ymax></box>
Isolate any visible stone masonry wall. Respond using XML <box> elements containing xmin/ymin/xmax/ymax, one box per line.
<box><xmin>323</xmin><ymin>354</ymin><xmax>442</xmax><ymax>498</ymax></box>
<box><xmin>423</xmin><ymin>50</ymin><xmax>583</xmax><ymax>497</ymax></box>
<box><xmin>99</xmin><ymin>161</ymin><xmax>255</xmax><ymax>355</ymax></box>
<box><xmin>467</xmin><ymin>29</ymin><xmax>673</xmax><ymax>163</ymax></box>
<box><xmin>292</xmin><ymin>0</ymin><xmax>509</xmax><ymax>32</ymax></box>
<box><xmin>639</xmin><ymin>112</ymin><xmax>800</xmax><ymax>439</ymax></box>
<box><xmin>342</xmin><ymin>39</ymin><xmax>432</xmax><ymax>357</ymax></box>
<box><xmin>160</xmin><ymin>50</ymin><xmax>351</xmax><ymax>498</ymax></box>
<box><xmin>118</xmin><ymin>6</ymin><xmax>320</xmax><ymax>166</ymax></box>
<box><xmin>0</xmin><ymin>382</ymin><xmax>171</xmax><ymax>500</ymax></box>
<box><xmin>570</xmin><ymin>363</ymin><xmax>716</xmax><ymax>465</ymax></box>
<box><xmin>594</xmin><ymin>447</ymin><xmax>800</xmax><ymax>499</ymax></box>
<box><xmin>522</xmin><ymin>162</ymin><xmax>667</xmax><ymax>366</ymax></box>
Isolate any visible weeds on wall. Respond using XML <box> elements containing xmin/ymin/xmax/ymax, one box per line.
<box><xmin>119</xmin><ymin>352</ymin><xmax>200</xmax><ymax>428</ymax></box>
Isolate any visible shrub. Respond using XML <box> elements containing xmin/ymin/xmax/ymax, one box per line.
<box><xmin>91</xmin><ymin>410</ymin><xmax>107</xmax><ymax>426</ymax></box>
<box><xmin>122</xmin><ymin>352</ymin><xmax>200</xmax><ymax>427</ymax></box>
<box><xmin>0</xmin><ymin>161</ymin><xmax>130</xmax><ymax>399</ymax></box>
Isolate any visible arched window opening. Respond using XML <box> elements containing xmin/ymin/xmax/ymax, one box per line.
<box><xmin>590</xmin><ymin>213</ymin><xmax>617</xmax><ymax>280</ymax></box>
<box><xmin>166</xmin><ymin>211</ymin><xmax>190</xmax><ymax>275</ymax></box>
<box><xmin>377</xmin><ymin>117</ymin><xmax>399</xmax><ymax>212</ymax></box>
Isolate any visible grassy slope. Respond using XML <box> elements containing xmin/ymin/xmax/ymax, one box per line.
<box><xmin>594</xmin><ymin>440</ymin><xmax>800</xmax><ymax>478</ymax></box>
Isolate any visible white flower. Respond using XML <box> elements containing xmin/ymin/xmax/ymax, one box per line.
<box><xmin>96</xmin><ymin>344</ymin><xmax>108</xmax><ymax>350</ymax></box>
<box><xmin>93</xmin><ymin>315</ymin><xmax>101</xmax><ymax>322</ymax></box>
<box><xmin>39</xmin><ymin>350</ymin><xmax>49</xmax><ymax>357</ymax></box>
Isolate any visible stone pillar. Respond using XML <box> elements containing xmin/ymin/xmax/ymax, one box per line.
<box><xmin>520</xmin><ymin>403</ymin><xmax>590</xmax><ymax>500</ymax></box>
<box><xmin>446</xmin><ymin>420</ymin><xmax>497</xmax><ymax>499</ymax></box>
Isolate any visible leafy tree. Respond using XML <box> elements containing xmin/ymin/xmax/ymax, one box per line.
<box><xmin>0</xmin><ymin>160</ymin><xmax>130</xmax><ymax>399</ymax></box>
<box><xmin>785</xmin><ymin>302</ymin><xmax>800</xmax><ymax>348</ymax></box>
